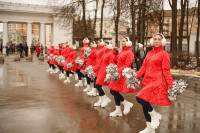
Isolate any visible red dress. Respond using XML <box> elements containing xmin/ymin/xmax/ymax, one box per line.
<box><xmin>96</xmin><ymin>49</ymin><xmax>114</xmax><ymax>86</ymax></box>
<box><xmin>93</xmin><ymin>46</ymin><xmax>105</xmax><ymax>77</ymax></box>
<box><xmin>59</xmin><ymin>46</ymin><xmax>70</xmax><ymax>66</ymax></box>
<box><xmin>76</xmin><ymin>43</ymin><xmax>89</xmax><ymax>70</ymax></box>
<box><xmin>50</xmin><ymin>49</ymin><xmax>59</xmax><ymax>65</ymax></box>
<box><xmin>36</xmin><ymin>45</ymin><xmax>41</xmax><ymax>54</ymax></box>
<box><xmin>63</xmin><ymin>49</ymin><xmax>77</xmax><ymax>72</ymax></box>
<box><xmin>47</xmin><ymin>46</ymin><xmax>55</xmax><ymax>62</ymax></box>
<box><xmin>108</xmin><ymin>47</ymin><xmax>136</xmax><ymax>93</ymax></box>
<box><xmin>136</xmin><ymin>46</ymin><xmax>174</xmax><ymax>106</ymax></box>
<box><xmin>84</xmin><ymin>47</ymin><xmax>96</xmax><ymax>74</ymax></box>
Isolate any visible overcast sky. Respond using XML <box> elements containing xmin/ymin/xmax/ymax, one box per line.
<box><xmin>0</xmin><ymin>0</ymin><xmax>198</xmax><ymax>32</ymax></box>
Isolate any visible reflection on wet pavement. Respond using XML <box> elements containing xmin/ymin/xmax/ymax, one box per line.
<box><xmin>0</xmin><ymin>55</ymin><xmax>200</xmax><ymax>133</ymax></box>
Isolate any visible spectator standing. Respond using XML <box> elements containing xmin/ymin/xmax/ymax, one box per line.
<box><xmin>135</xmin><ymin>43</ymin><xmax>145</xmax><ymax>71</ymax></box>
<box><xmin>41</xmin><ymin>45</ymin><xmax>44</xmax><ymax>56</ymax></box>
<box><xmin>36</xmin><ymin>44</ymin><xmax>41</xmax><ymax>57</ymax></box>
<box><xmin>30</xmin><ymin>44</ymin><xmax>35</xmax><ymax>57</ymax></box>
<box><xmin>19</xmin><ymin>43</ymin><xmax>24</xmax><ymax>58</ymax></box>
<box><xmin>24</xmin><ymin>43</ymin><xmax>29</xmax><ymax>57</ymax></box>
<box><xmin>5</xmin><ymin>43</ymin><xmax>10</xmax><ymax>56</ymax></box>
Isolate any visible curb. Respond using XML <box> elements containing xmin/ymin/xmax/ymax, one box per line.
<box><xmin>170</xmin><ymin>69</ymin><xmax>200</xmax><ymax>76</ymax></box>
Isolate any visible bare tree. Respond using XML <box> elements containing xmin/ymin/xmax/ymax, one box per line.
<box><xmin>92</xmin><ymin>0</ymin><xmax>99</xmax><ymax>40</ymax></box>
<box><xmin>114</xmin><ymin>0</ymin><xmax>121</xmax><ymax>44</ymax></box>
<box><xmin>196</xmin><ymin>0</ymin><xmax>200</xmax><ymax>66</ymax></box>
<box><xmin>169</xmin><ymin>0</ymin><xmax>178</xmax><ymax>67</ymax></box>
<box><xmin>100</xmin><ymin>0</ymin><xmax>105</xmax><ymax>39</ymax></box>
<box><xmin>178</xmin><ymin>0</ymin><xmax>187</xmax><ymax>59</ymax></box>
<box><xmin>82</xmin><ymin>0</ymin><xmax>87</xmax><ymax>36</ymax></box>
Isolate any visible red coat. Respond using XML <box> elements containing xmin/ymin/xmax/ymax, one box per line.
<box><xmin>63</xmin><ymin>49</ymin><xmax>77</xmax><ymax>72</ymax></box>
<box><xmin>59</xmin><ymin>46</ymin><xmax>70</xmax><ymax>66</ymax></box>
<box><xmin>47</xmin><ymin>46</ymin><xmax>55</xmax><ymax>62</ymax></box>
<box><xmin>84</xmin><ymin>47</ymin><xmax>96</xmax><ymax>74</ymax></box>
<box><xmin>96</xmin><ymin>49</ymin><xmax>114</xmax><ymax>86</ymax></box>
<box><xmin>108</xmin><ymin>47</ymin><xmax>136</xmax><ymax>93</ymax></box>
<box><xmin>76</xmin><ymin>43</ymin><xmax>89</xmax><ymax>70</ymax></box>
<box><xmin>36</xmin><ymin>45</ymin><xmax>41</xmax><ymax>54</ymax></box>
<box><xmin>93</xmin><ymin>46</ymin><xmax>105</xmax><ymax>77</ymax></box>
<box><xmin>113</xmin><ymin>50</ymin><xmax>119</xmax><ymax>64</ymax></box>
<box><xmin>59</xmin><ymin>44</ymin><xmax>62</xmax><ymax>55</ymax></box>
<box><xmin>136</xmin><ymin>46</ymin><xmax>174</xmax><ymax>106</ymax></box>
<box><xmin>50</xmin><ymin>49</ymin><xmax>59</xmax><ymax>65</ymax></box>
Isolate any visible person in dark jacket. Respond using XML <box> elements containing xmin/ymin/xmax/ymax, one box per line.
<box><xmin>41</xmin><ymin>45</ymin><xmax>44</xmax><ymax>56</ymax></box>
<box><xmin>30</xmin><ymin>44</ymin><xmax>35</xmax><ymax>57</ymax></box>
<box><xmin>135</xmin><ymin>43</ymin><xmax>145</xmax><ymax>71</ymax></box>
<box><xmin>24</xmin><ymin>43</ymin><xmax>29</xmax><ymax>57</ymax></box>
<box><xmin>19</xmin><ymin>43</ymin><xmax>24</xmax><ymax>58</ymax></box>
<box><xmin>145</xmin><ymin>43</ymin><xmax>153</xmax><ymax>58</ymax></box>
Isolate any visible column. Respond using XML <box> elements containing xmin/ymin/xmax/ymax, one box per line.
<box><xmin>3</xmin><ymin>21</ymin><xmax>8</xmax><ymax>54</ymax></box>
<box><xmin>27</xmin><ymin>22</ymin><xmax>32</xmax><ymax>54</ymax></box>
<box><xmin>40</xmin><ymin>23</ymin><xmax>45</xmax><ymax>45</ymax></box>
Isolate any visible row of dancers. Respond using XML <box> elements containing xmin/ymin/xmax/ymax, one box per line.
<box><xmin>46</xmin><ymin>33</ymin><xmax>174</xmax><ymax>133</ymax></box>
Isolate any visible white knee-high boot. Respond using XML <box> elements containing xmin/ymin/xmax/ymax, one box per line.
<box><xmin>149</xmin><ymin>109</ymin><xmax>162</xmax><ymax>129</ymax></box>
<box><xmin>83</xmin><ymin>84</ymin><xmax>91</xmax><ymax>92</ymax></box>
<box><xmin>101</xmin><ymin>95</ymin><xmax>111</xmax><ymax>107</ymax></box>
<box><xmin>121</xmin><ymin>100</ymin><xmax>133</xmax><ymax>115</ymax></box>
<box><xmin>139</xmin><ymin>122</ymin><xmax>155</xmax><ymax>133</ymax></box>
<box><xmin>75</xmin><ymin>80</ymin><xmax>83</xmax><ymax>87</ymax></box>
<box><xmin>94</xmin><ymin>96</ymin><xmax>103</xmax><ymax>107</ymax></box>
<box><xmin>109</xmin><ymin>106</ymin><xmax>123</xmax><ymax>117</ymax></box>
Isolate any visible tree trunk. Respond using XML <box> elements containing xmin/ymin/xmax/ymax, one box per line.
<box><xmin>137</xmin><ymin>0</ymin><xmax>141</xmax><ymax>43</ymax></box>
<box><xmin>131</xmin><ymin>0</ymin><xmax>136</xmax><ymax>52</ymax></box>
<box><xmin>115</xmin><ymin>0</ymin><xmax>120</xmax><ymax>44</ymax></box>
<box><xmin>169</xmin><ymin>0</ymin><xmax>178</xmax><ymax>66</ymax></box>
<box><xmin>92</xmin><ymin>0</ymin><xmax>99</xmax><ymax>40</ymax></box>
<box><xmin>100</xmin><ymin>0</ymin><xmax>105</xmax><ymax>39</ymax></box>
<box><xmin>187</xmin><ymin>0</ymin><xmax>189</xmax><ymax>62</ymax></box>
<box><xmin>178</xmin><ymin>0</ymin><xmax>187</xmax><ymax>59</ymax></box>
<box><xmin>196</xmin><ymin>0</ymin><xmax>200</xmax><ymax>66</ymax></box>
<box><xmin>82</xmin><ymin>0</ymin><xmax>87</xmax><ymax>37</ymax></box>
<box><xmin>141</xmin><ymin>0</ymin><xmax>146</xmax><ymax>45</ymax></box>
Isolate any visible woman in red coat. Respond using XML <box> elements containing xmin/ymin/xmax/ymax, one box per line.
<box><xmin>50</xmin><ymin>46</ymin><xmax>60</xmax><ymax>74</ymax></box>
<box><xmin>136</xmin><ymin>33</ymin><xmax>174</xmax><ymax>133</ymax></box>
<box><xmin>59</xmin><ymin>42</ymin><xmax>71</xmax><ymax>79</ymax></box>
<box><xmin>63</xmin><ymin>44</ymin><xmax>77</xmax><ymax>83</ymax></box>
<box><xmin>36</xmin><ymin>44</ymin><xmax>41</xmax><ymax>57</ymax></box>
<box><xmin>83</xmin><ymin>41</ymin><xmax>97</xmax><ymax>95</ymax></box>
<box><xmin>46</xmin><ymin>45</ymin><xmax>55</xmax><ymax>72</ymax></box>
<box><xmin>75</xmin><ymin>37</ymin><xmax>89</xmax><ymax>87</ymax></box>
<box><xmin>93</xmin><ymin>41</ymin><xmax>114</xmax><ymax>108</ymax></box>
<box><xmin>108</xmin><ymin>37</ymin><xmax>136</xmax><ymax>117</ymax></box>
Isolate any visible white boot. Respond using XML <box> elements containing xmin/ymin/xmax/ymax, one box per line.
<box><xmin>54</xmin><ymin>68</ymin><xmax>59</xmax><ymax>73</ymax></box>
<box><xmin>109</xmin><ymin>106</ymin><xmax>123</xmax><ymax>117</ymax></box>
<box><xmin>59</xmin><ymin>73</ymin><xmax>65</xmax><ymax>79</ymax></box>
<box><xmin>49</xmin><ymin>68</ymin><xmax>53</xmax><ymax>73</ymax></box>
<box><xmin>83</xmin><ymin>85</ymin><xmax>91</xmax><ymax>92</ymax></box>
<box><xmin>87</xmin><ymin>87</ymin><xmax>97</xmax><ymax>96</ymax></box>
<box><xmin>75</xmin><ymin>74</ymin><xmax>78</xmax><ymax>80</ymax></box>
<box><xmin>101</xmin><ymin>95</ymin><xmax>111</xmax><ymax>107</ymax></box>
<box><xmin>75</xmin><ymin>80</ymin><xmax>83</xmax><ymax>87</ymax></box>
<box><xmin>58</xmin><ymin>72</ymin><xmax>63</xmax><ymax>77</ymax></box>
<box><xmin>121</xmin><ymin>100</ymin><xmax>133</xmax><ymax>115</ymax></box>
<box><xmin>139</xmin><ymin>122</ymin><xmax>155</xmax><ymax>133</ymax></box>
<box><xmin>64</xmin><ymin>77</ymin><xmax>70</xmax><ymax>83</ymax></box>
<box><xmin>84</xmin><ymin>78</ymin><xmax>87</xmax><ymax>86</ymax></box>
<box><xmin>94</xmin><ymin>96</ymin><xmax>103</xmax><ymax>107</ymax></box>
<box><xmin>69</xmin><ymin>74</ymin><xmax>73</xmax><ymax>77</ymax></box>
<box><xmin>50</xmin><ymin>69</ymin><xmax>55</xmax><ymax>74</ymax></box>
<box><xmin>46</xmin><ymin>67</ymin><xmax>51</xmax><ymax>72</ymax></box>
<box><xmin>149</xmin><ymin>109</ymin><xmax>162</xmax><ymax>129</ymax></box>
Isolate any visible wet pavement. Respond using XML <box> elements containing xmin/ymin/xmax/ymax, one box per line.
<box><xmin>0</xmin><ymin>54</ymin><xmax>200</xmax><ymax>133</ymax></box>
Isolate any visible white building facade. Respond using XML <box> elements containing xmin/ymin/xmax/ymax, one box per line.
<box><xmin>0</xmin><ymin>2</ymin><xmax>73</xmax><ymax>53</ymax></box>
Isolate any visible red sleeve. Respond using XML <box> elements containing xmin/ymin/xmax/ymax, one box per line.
<box><xmin>79</xmin><ymin>48</ymin><xmax>84</xmax><ymax>59</ymax></box>
<box><xmin>162</xmin><ymin>52</ymin><xmax>174</xmax><ymax>88</ymax></box>
<box><xmin>118</xmin><ymin>53</ymin><xmax>134</xmax><ymax>74</ymax></box>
